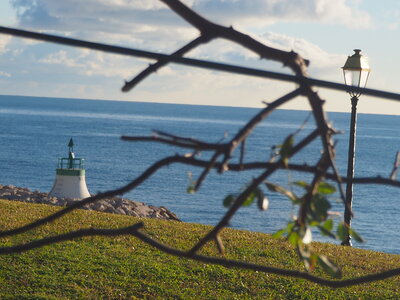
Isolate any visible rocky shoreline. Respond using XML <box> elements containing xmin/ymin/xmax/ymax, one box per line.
<box><xmin>0</xmin><ymin>184</ymin><xmax>180</xmax><ymax>221</ymax></box>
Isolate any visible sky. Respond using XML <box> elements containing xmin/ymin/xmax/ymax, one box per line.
<box><xmin>0</xmin><ymin>0</ymin><xmax>399</xmax><ymax>115</ymax></box>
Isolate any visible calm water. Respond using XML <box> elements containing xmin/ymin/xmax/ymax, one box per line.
<box><xmin>0</xmin><ymin>95</ymin><xmax>399</xmax><ymax>254</ymax></box>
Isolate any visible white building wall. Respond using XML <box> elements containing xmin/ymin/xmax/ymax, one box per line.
<box><xmin>49</xmin><ymin>174</ymin><xmax>91</xmax><ymax>199</ymax></box>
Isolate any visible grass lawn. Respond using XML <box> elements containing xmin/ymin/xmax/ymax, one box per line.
<box><xmin>0</xmin><ymin>199</ymin><xmax>399</xmax><ymax>299</ymax></box>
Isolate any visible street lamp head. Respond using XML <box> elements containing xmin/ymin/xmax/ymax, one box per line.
<box><xmin>342</xmin><ymin>49</ymin><xmax>371</xmax><ymax>98</ymax></box>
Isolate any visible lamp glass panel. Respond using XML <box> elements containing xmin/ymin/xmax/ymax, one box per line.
<box><xmin>359</xmin><ymin>69</ymin><xmax>370</xmax><ymax>88</ymax></box>
<box><xmin>344</xmin><ymin>69</ymin><xmax>361</xmax><ymax>87</ymax></box>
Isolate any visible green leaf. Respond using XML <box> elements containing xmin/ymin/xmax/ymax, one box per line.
<box><xmin>288</xmin><ymin>231</ymin><xmax>300</xmax><ymax>247</ymax></box>
<box><xmin>186</xmin><ymin>185</ymin><xmax>196</xmax><ymax>194</ymax></box>
<box><xmin>223</xmin><ymin>194</ymin><xmax>236</xmax><ymax>208</ymax></box>
<box><xmin>317</xmin><ymin>255</ymin><xmax>342</xmax><ymax>279</ymax></box>
<box><xmin>264</xmin><ymin>181</ymin><xmax>298</xmax><ymax>204</ymax></box>
<box><xmin>318</xmin><ymin>226</ymin><xmax>336</xmax><ymax>239</ymax></box>
<box><xmin>294</xmin><ymin>181</ymin><xmax>309</xmax><ymax>189</ymax></box>
<box><xmin>349</xmin><ymin>227</ymin><xmax>364</xmax><ymax>243</ymax></box>
<box><xmin>336</xmin><ymin>223</ymin><xmax>363</xmax><ymax>243</ymax></box>
<box><xmin>317</xmin><ymin>182</ymin><xmax>336</xmax><ymax>195</ymax></box>
<box><xmin>242</xmin><ymin>192</ymin><xmax>255</xmax><ymax>207</ymax></box>
<box><xmin>286</xmin><ymin>221</ymin><xmax>295</xmax><ymax>232</ymax></box>
<box><xmin>317</xmin><ymin>220</ymin><xmax>336</xmax><ymax>239</ymax></box>
<box><xmin>336</xmin><ymin>222</ymin><xmax>348</xmax><ymax>242</ymax></box>
<box><xmin>322</xmin><ymin>219</ymin><xmax>334</xmax><ymax>231</ymax></box>
<box><xmin>309</xmin><ymin>253</ymin><xmax>319</xmax><ymax>271</ymax></box>
<box><xmin>224</xmin><ymin>187</ymin><xmax>266</xmax><ymax>209</ymax></box>
<box><xmin>280</xmin><ymin>135</ymin><xmax>294</xmax><ymax>168</ymax></box>
<box><xmin>272</xmin><ymin>228</ymin><xmax>287</xmax><ymax>239</ymax></box>
<box><xmin>312</xmin><ymin>194</ymin><xmax>331</xmax><ymax>221</ymax></box>
<box><xmin>308</xmin><ymin>221</ymin><xmax>320</xmax><ymax>227</ymax></box>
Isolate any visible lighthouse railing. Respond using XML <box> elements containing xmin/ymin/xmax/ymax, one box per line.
<box><xmin>57</xmin><ymin>157</ymin><xmax>85</xmax><ymax>170</ymax></box>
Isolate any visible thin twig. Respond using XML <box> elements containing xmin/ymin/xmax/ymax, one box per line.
<box><xmin>194</xmin><ymin>151</ymin><xmax>221</xmax><ymax>191</ymax></box>
<box><xmin>121</xmin><ymin>135</ymin><xmax>227</xmax><ymax>151</ymax></box>
<box><xmin>390</xmin><ymin>151</ymin><xmax>400</xmax><ymax>180</ymax></box>
<box><xmin>239</xmin><ymin>138</ymin><xmax>246</xmax><ymax>168</ymax></box>
<box><xmin>122</xmin><ymin>35</ymin><xmax>214</xmax><ymax>92</ymax></box>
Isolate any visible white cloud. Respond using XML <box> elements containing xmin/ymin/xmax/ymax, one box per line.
<box><xmin>0</xmin><ymin>36</ymin><xmax>12</xmax><ymax>54</ymax></box>
<box><xmin>185</xmin><ymin>30</ymin><xmax>345</xmax><ymax>81</ymax></box>
<box><xmin>39</xmin><ymin>50</ymin><xmax>83</xmax><ymax>67</ymax></box>
<box><xmin>10</xmin><ymin>0</ymin><xmax>372</xmax><ymax>38</ymax></box>
<box><xmin>385</xmin><ymin>9</ymin><xmax>400</xmax><ymax>30</ymax></box>
<box><xmin>191</xmin><ymin>0</ymin><xmax>372</xmax><ymax>29</ymax></box>
<box><xmin>38</xmin><ymin>49</ymin><xmax>152</xmax><ymax>79</ymax></box>
<box><xmin>9</xmin><ymin>0</ymin><xmax>201</xmax><ymax>54</ymax></box>
<box><xmin>10</xmin><ymin>0</ymin><xmax>180</xmax><ymax>33</ymax></box>
<box><xmin>0</xmin><ymin>71</ymin><xmax>11</xmax><ymax>77</ymax></box>
<box><xmin>260</xmin><ymin>32</ymin><xmax>345</xmax><ymax>75</ymax></box>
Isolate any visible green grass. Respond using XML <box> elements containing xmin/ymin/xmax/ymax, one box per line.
<box><xmin>0</xmin><ymin>199</ymin><xmax>399</xmax><ymax>299</ymax></box>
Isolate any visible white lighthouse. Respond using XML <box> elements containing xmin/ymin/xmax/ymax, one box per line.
<box><xmin>49</xmin><ymin>138</ymin><xmax>91</xmax><ymax>199</ymax></box>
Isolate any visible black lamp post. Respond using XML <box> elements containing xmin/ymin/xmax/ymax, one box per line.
<box><xmin>341</xmin><ymin>49</ymin><xmax>371</xmax><ymax>246</ymax></box>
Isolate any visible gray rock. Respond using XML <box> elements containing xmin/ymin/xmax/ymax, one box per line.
<box><xmin>0</xmin><ymin>185</ymin><xmax>180</xmax><ymax>221</ymax></box>
<box><xmin>115</xmin><ymin>207</ymin><xmax>126</xmax><ymax>215</ymax></box>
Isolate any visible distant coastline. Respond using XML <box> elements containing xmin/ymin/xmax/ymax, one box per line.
<box><xmin>2</xmin><ymin>93</ymin><xmax>400</xmax><ymax>116</ymax></box>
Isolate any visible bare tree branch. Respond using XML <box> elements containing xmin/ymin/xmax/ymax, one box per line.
<box><xmin>0</xmin><ymin>222</ymin><xmax>143</xmax><ymax>254</ymax></box>
<box><xmin>131</xmin><ymin>226</ymin><xmax>400</xmax><ymax>288</ymax></box>
<box><xmin>3</xmin><ymin>218</ymin><xmax>399</xmax><ymax>287</ymax></box>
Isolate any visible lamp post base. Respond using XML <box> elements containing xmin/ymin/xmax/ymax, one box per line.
<box><xmin>341</xmin><ymin>240</ymin><xmax>352</xmax><ymax>247</ymax></box>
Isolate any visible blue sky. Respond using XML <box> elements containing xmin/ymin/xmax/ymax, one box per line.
<box><xmin>0</xmin><ymin>0</ymin><xmax>399</xmax><ymax>115</ymax></box>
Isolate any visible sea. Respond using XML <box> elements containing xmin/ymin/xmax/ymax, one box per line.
<box><xmin>0</xmin><ymin>95</ymin><xmax>399</xmax><ymax>254</ymax></box>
